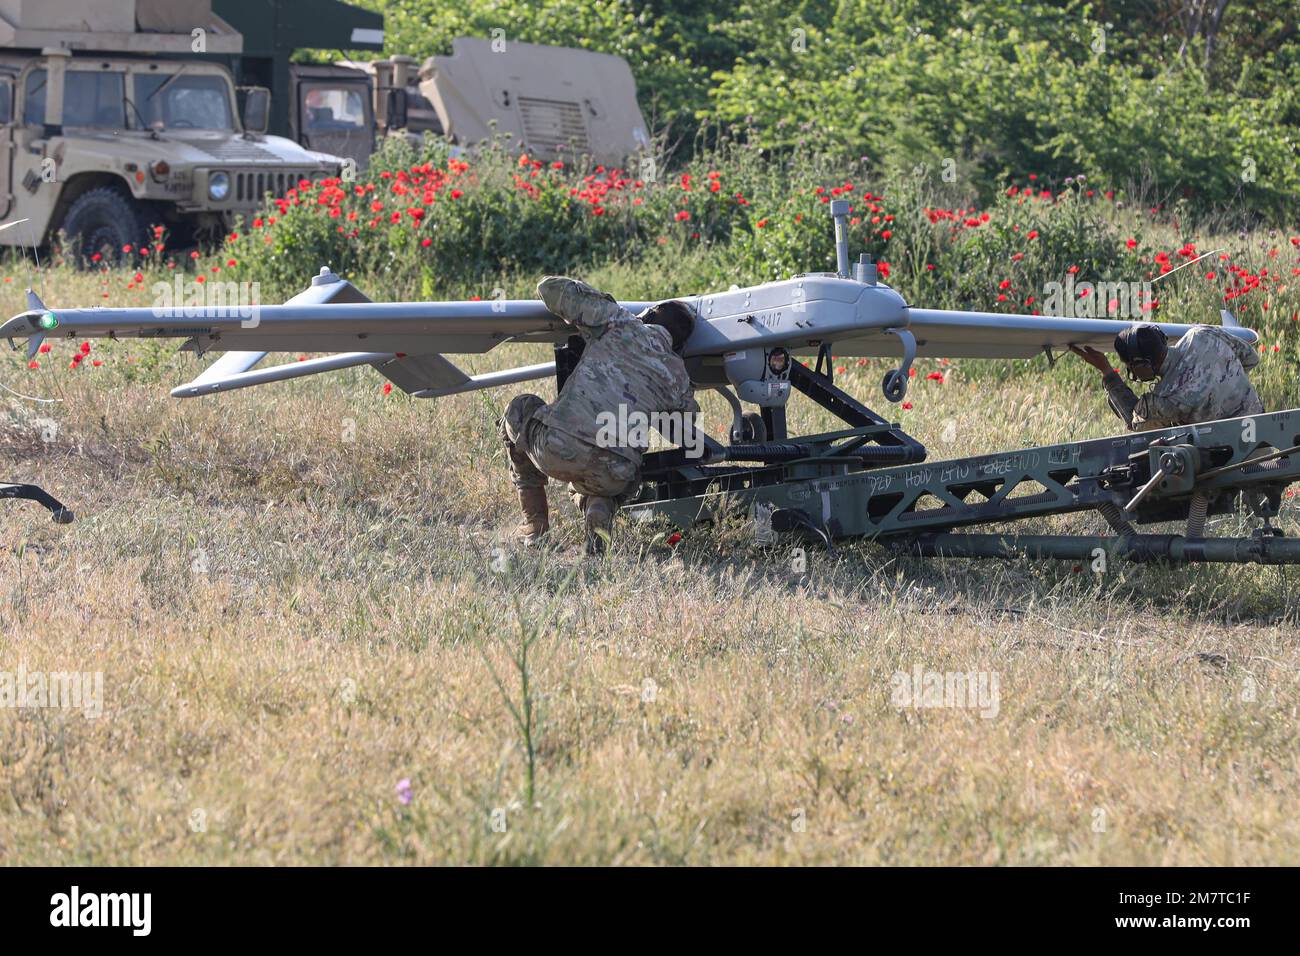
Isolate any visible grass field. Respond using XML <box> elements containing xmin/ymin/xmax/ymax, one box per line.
<box><xmin>1</xmin><ymin>261</ymin><xmax>1298</xmax><ymax>866</ymax></box>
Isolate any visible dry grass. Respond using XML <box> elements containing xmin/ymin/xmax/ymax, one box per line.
<box><xmin>0</xmin><ymin>267</ymin><xmax>1297</xmax><ymax>865</ymax></box>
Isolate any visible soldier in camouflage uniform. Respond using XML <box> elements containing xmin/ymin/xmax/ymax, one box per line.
<box><xmin>1071</xmin><ymin>323</ymin><xmax>1263</xmax><ymax>431</ymax></box>
<box><xmin>500</xmin><ymin>276</ymin><xmax>699</xmax><ymax>554</ymax></box>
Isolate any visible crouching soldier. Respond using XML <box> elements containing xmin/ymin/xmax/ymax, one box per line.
<box><xmin>500</xmin><ymin>276</ymin><xmax>699</xmax><ymax>554</ymax></box>
<box><xmin>1071</xmin><ymin>323</ymin><xmax>1263</xmax><ymax>431</ymax></box>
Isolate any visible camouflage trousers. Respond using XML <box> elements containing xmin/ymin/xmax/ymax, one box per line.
<box><xmin>499</xmin><ymin>393</ymin><xmax>640</xmax><ymax>508</ymax></box>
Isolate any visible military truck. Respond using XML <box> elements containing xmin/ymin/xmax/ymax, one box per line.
<box><xmin>211</xmin><ymin>0</ymin><xmax>651</xmax><ymax>171</ymax></box>
<box><xmin>413</xmin><ymin>38</ymin><xmax>651</xmax><ymax>165</ymax></box>
<box><xmin>209</xmin><ymin>0</ymin><xmax>387</xmax><ymax>171</ymax></box>
<box><xmin>0</xmin><ymin>0</ymin><xmax>340</xmax><ymax>263</ymax></box>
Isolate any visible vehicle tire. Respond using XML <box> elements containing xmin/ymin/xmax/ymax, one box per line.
<box><xmin>59</xmin><ymin>187</ymin><xmax>153</xmax><ymax>268</ymax></box>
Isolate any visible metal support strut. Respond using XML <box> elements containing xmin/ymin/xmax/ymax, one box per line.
<box><xmin>2</xmin><ymin>482</ymin><xmax>73</xmax><ymax>523</ymax></box>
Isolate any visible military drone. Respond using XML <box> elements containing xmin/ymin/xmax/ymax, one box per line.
<box><xmin>7</xmin><ymin>201</ymin><xmax>1298</xmax><ymax>564</ymax></box>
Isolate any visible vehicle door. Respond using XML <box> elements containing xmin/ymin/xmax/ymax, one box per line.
<box><xmin>297</xmin><ymin>80</ymin><xmax>374</xmax><ymax>169</ymax></box>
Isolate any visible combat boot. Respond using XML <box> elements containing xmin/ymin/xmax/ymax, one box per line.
<box><xmin>515</xmin><ymin>487</ymin><xmax>549</xmax><ymax>545</ymax></box>
<box><xmin>583</xmin><ymin>496</ymin><xmax>615</xmax><ymax>555</ymax></box>
<box><xmin>537</xmin><ymin>276</ymin><xmax>626</xmax><ymax>329</ymax></box>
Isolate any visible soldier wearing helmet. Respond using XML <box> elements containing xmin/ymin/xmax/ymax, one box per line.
<box><xmin>1071</xmin><ymin>323</ymin><xmax>1263</xmax><ymax>431</ymax></box>
<box><xmin>499</xmin><ymin>277</ymin><xmax>698</xmax><ymax>554</ymax></box>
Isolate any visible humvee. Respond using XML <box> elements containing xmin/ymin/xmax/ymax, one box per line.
<box><xmin>0</xmin><ymin>0</ymin><xmax>340</xmax><ymax>264</ymax></box>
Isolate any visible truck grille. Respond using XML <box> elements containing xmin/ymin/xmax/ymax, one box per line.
<box><xmin>517</xmin><ymin>97</ymin><xmax>590</xmax><ymax>157</ymax></box>
<box><xmin>234</xmin><ymin>170</ymin><xmax>314</xmax><ymax>206</ymax></box>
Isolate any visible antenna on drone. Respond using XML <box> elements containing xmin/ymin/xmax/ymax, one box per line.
<box><xmin>1148</xmin><ymin>248</ymin><xmax>1225</xmax><ymax>284</ymax></box>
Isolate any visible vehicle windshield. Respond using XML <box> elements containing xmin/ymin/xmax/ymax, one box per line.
<box><xmin>302</xmin><ymin>85</ymin><xmax>368</xmax><ymax>130</ymax></box>
<box><xmin>23</xmin><ymin>69</ymin><xmax>128</xmax><ymax>128</ymax></box>
<box><xmin>135</xmin><ymin>73</ymin><xmax>234</xmax><ymax>130</ymax></box>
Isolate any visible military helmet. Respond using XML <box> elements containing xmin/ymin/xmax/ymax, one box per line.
<box><xmin>1114</xmin><ymin>323</ymin><xmax>1168</xmax><ymax>376</ymax></box>
<box><xmin>642</xmin><ymin>301</ymin><xmax>695</xmax><ymax>352</ymax></box>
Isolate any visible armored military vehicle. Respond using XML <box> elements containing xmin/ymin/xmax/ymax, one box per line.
<box><xmin>415</xmin><ymin>37</ymin><xmax>651</xmax><ymax>165</ymax></box>
<box><xmin>0</xmin><ymin>0</ymin><xmax>340</xmax><ymax>263</ymax></box>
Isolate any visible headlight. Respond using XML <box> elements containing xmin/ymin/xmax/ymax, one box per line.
<box><xmin>208</xmin><ymin>171</ymin><xmax>231</xmax><ymax>201</ymax></box>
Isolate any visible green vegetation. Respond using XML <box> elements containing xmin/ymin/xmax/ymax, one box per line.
<box><xmin>358</xmin><ymin>0</ymin><xmax>1300</xmax><ymax>219</ymax></box>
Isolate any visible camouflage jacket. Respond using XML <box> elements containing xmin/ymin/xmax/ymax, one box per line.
<box><xmin>1103</xmin><ymin>325</ymin><xmax>1264</xmax><ymax>431</ymax></box>
<box><xmin>534</xmin><ymin>285</ymin><xmax>699</xmax><ymax>465</ymax></box>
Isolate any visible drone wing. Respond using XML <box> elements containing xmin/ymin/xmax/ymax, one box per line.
<box><xmin>0</xmin><ymin>273</ymin><xmax>658</xmax><ymax>398</ymax></box>
<box><xmin>893</xmin><ymin>308</ymin><xmax>1257</xmax><ymax>359</ymax></box>
<box><xmin>0</xmin><ymin>268</ymin><xmax>1258</xmax><ymax>400</ymax></box>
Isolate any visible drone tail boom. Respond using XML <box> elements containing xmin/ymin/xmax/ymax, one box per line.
<box><xmin>169</xmin><ymin>347</ymin><xmax>557</xmax><ymax>399</ymax></box>
<box><xmin>158</xmin><ymin>268</ymin><xmax>560</xmax><ymax>399</ymax></box>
